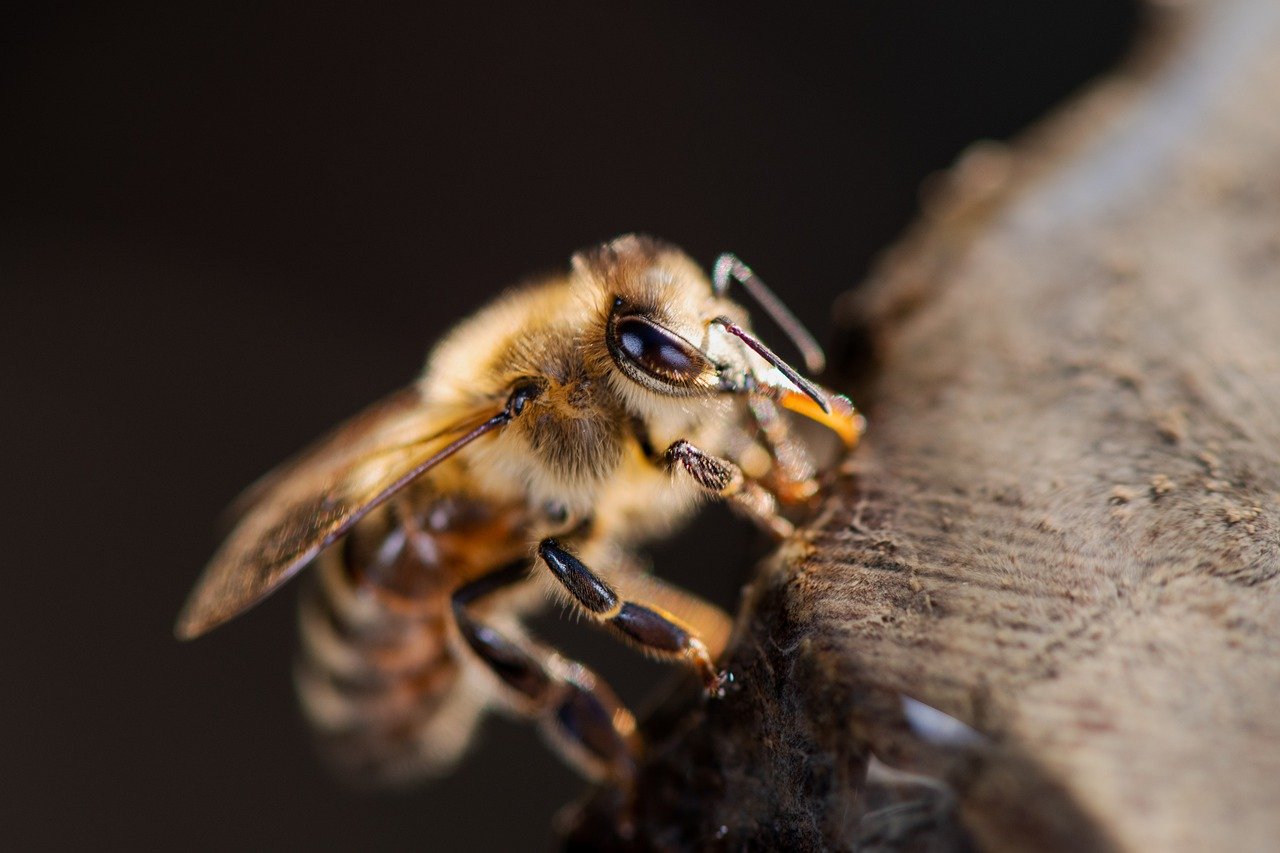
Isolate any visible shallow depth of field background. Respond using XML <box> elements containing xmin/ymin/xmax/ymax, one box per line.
<box><xmin>4</xmin><ymin>3</ymin><xmax>1138</xmax><ymax>849</ymax></box>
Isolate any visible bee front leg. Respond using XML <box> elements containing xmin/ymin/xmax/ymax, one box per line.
<box><xmin>664</xmin><ymin>439</ymin><xmax>794</xmax><ymax>539</ymax></box>
<box><xmin>744</xmin><ymin>396</ymin><xmax>822</xmax><ymax>505</ymax></box>
<box><xmin>451</xmin><ymin>562</ymin><xmax>639</xmax><ymax>786</ymax></box>
<box><xmin>537</xmin><ymin>539</ymin><xmax>729</xmax><ymax>696</ymax></box>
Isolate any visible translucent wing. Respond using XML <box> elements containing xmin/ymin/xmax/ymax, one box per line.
<box><xmin>175</xmin><ymin>386</ymin><xmax>507</xmax><ymax>640</ymax></box>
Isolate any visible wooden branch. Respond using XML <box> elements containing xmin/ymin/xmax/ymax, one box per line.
<box><xmin>569</xmin><ymin>1</ymin><xmax>1280</xmax><ymax>849</ymax></box>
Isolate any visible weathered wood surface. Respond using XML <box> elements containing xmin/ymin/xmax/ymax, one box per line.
<box><xmin>570</xmin><ymin>0</ymin><xmax>1280</xmax><ymax>849</ymax></box>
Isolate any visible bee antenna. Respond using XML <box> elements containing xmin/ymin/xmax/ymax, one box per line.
<box><xmin>712</xmin><ymin>253</ymin><xmax>826</xmax><ymax>374</ymax></box>
<box><xmin>712</xmin><ymin>317</ymin><xmax>831</xmax><ymax>414</ymax></box>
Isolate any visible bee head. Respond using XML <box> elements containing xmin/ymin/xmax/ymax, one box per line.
<box><xmin>572</xmin><ymin>235</ymin><xmax>726</xmax><ymax>403</ymax></box>
<box><xmin>573</xmin><ymin>234</ymin><xmax>835</xmax><ymax>424</ymax></box>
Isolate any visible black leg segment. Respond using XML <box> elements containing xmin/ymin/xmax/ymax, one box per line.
<box><xmin>665</xmin><ymin>439</ymin><xmax>742</xmax><ymax>494</ymax></box>
<box><xmin>538</xmin><ymin>539</ymin><xmax>619</xmax><ymax>615</ymax></box>
<box><xmin>449</xmin><ymin>561</ymin><xmax>639</xmax><ymax>784</ymax></box>
<box><xmin>543</xmin><ymin>663</ymin><xmax>638</xmax><ymax>786</ymax></box>
<box><xmin>537</xmin><ymin>538</ymin><xmax>726</xmax><ymax>694</ymax></box>
<box><xmin>662</xmin><ymin>438</ymin><xmax>794</xmax><ymax>539</ymax></box>
<box><xmin>451</xmin><ymin>561</ymin><xmax>550</xmax><ymax>702</ymax></box>
<box><xmin>611</xmin><ymin>602</ymin><xmax>693</xmax><ymax>654</ymax></box>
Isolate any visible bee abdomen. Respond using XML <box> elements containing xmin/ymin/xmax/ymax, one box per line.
<box><xmin>294</xmin><ymin>520</ymin><xmax>484</xmax><ymax>786</ymax></box>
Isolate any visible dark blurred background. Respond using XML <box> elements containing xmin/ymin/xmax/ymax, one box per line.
<box><xmin>3</xmin><ymin>2</ymin><xmax>1139</xmax><ymax>849</ymax></box>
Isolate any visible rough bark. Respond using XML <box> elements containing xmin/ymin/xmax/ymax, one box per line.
<box><xmin>569</xmin><ymin>0</ymin><xmax>1280</xmax><ymax>850</ymax></box>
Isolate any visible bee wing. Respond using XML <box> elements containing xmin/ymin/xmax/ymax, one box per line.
<box><xmin>175</xmin><ymin>387</ymin><xmax>507</xmax><ymax>640</ymax></box>
<box><xmin>219</xmin><ymin>386</ymin><xmax>425</xmax><ymax>523</ymax></box>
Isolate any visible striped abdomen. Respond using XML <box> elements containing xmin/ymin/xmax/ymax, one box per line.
<box><xmin>294</xmin><ymin>494</ymin><xmax>529</xmax><ymax>785</ymax></box>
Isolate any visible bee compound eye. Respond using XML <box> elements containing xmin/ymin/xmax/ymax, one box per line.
<box><xmin>613</xmin><ymin>316</ymin><xmax>705</xmax><ymax>382</ymax></box>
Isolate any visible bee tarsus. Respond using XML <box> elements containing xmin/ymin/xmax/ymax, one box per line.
<box><xmin>665</xmin><ymin>439</ymin><xmax>793</xmax><ymax>538</ymax></box>
<box><xmin>663</xmin><ymin>439</ymin><xmax>744</xmax><ymax>496</ymax></box>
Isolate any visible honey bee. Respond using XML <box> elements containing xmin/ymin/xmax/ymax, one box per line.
<box><xmin>176</xmin><ymin>234</ymin><xmax>861</xmax><ymax>790</ymax></box>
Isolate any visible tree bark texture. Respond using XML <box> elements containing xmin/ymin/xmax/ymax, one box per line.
<box><xmin>570</xmin><ymin>1</ymin><xmax>1280</xmax><ymax>850</ymax></box>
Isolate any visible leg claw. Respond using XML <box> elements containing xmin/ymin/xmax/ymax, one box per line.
<box><xmin>705</xmin><ymin>669</ymin><xmax>732</xmax><ymax>698</ymax></box>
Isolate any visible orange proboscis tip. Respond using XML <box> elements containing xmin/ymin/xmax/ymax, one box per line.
<box><xmin>777</xmin><ymin>389</ymin><xmax>865</xmax><ymax>448</ymax></box>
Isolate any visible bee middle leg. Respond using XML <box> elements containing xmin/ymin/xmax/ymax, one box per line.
<box><xmin>451</xmin><ymin>562</ymin><xmax>639</xmax><ymax>785</ymax></box>
<box><xmin>537</xmin><ymin>539</ymin><xmax>729</xmax><ymax>695</ymax></box>
<box><xmin>663</xmin><ymin>439</ymin><xmax>794</xmax><ymax>539</ymax></box>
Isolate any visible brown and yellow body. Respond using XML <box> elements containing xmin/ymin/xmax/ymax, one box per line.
<box><xmin>295</xmin><ymin>490</ymin><xmax>531</xmax><ymax>783</ymax></box>
<box><xmin>177</xmin><ymin>235</ymin><xmax>861</xmax><ymax>789</ymax></box>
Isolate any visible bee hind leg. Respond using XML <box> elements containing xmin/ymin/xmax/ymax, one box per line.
<box><xmin>451</xmin><ymin>563</ymin><xmax>639</xmax><ymax>786</ymax></box>
<box><xmin>537</xmin><ymin>539</ymin><xmax>730</xmax><ymax>696</ymax></box>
